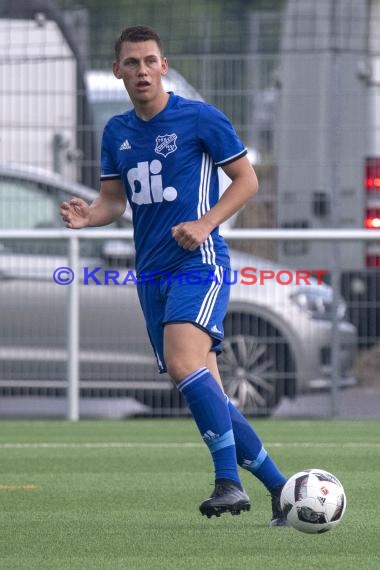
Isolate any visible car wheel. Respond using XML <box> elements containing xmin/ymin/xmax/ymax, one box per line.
<box><xmin>219</xmin><ymin>312</ymin><xmax>295</xmax><ymax>416</ymax></box>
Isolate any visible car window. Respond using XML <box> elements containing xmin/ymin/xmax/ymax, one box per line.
<box><xmin>0</xmin><ymin>176</ymin><xmax>66</xmax><ymax>255</ymax></box>
<box><xmin>0</xmin><ymin>174</ymin><xmax>135</xmax><ymax>263</ymax></box>
<box><xmin>0</xmin><ymin>179</ymin><xmax>59</xmax><ymax>230</ymax></box>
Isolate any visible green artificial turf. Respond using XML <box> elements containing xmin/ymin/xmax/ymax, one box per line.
<box><xmin>0</xmin><ymin>419</ymin><xmax>379</xmax><ymax>570</ymax></box>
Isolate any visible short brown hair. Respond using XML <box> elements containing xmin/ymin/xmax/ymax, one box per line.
<box><xmin>114</xmin><ymin>26</ymin><xmax>164</xmax><ymax>61</ymax></box>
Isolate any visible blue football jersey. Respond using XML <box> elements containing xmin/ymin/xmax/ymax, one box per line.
<box><xmin>100</xmin><ymin>93</ymin><xmax>247</xmax><ymax>275</ymax></box>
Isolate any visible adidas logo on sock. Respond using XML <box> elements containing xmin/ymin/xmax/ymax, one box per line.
<box><xmin>203</xmin><ymin>430</ymin><xmax>219</xmax><ymax>441</ymax></box>
<box><xmin>119</xmin><ymin>139</ymin><xmax>131</xmax><ymax>150</ymax></box>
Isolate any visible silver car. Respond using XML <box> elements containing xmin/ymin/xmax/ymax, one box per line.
<box><xmin>0</xmin><ymin>164</ymin><xmax>357</xmax><ymax>416</ymax></box>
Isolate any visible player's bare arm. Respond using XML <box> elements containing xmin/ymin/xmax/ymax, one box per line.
<box><xmin>171</xmin><ymin>155</ymin><xmax>258</xmax><ymax>250</ymax></box>
<box><xmin>60</xmin><ymin>179</ymin><xmax>126</xmax><ymax>229</ymax></box>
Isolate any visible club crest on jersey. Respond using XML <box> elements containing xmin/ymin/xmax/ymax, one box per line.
<box><xmin>155</xmin><ymin>133</ymin><xmax>177</xmax><ymax>157</ymax></box>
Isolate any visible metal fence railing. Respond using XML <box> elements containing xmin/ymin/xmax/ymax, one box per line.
<box><xmin>0</xmin><ymin>228</ymin><xmax>379</xmax><ymax>421</ymax></box>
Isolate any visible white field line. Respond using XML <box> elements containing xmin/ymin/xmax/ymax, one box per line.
<box><xmin>0</xmin><ymin>442</ymin><xmax>378</xmax><ymax>449</ymax></box>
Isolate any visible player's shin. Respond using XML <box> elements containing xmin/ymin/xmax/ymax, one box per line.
<box><xmin>227</xmin><ymin>397</ymin><xmax>286</xmax><ymax>491</ymax></box>
<box><xmin>177</xmin><ymin>368</ymin><xmax>241</xmax><ymax>484</ymax></box>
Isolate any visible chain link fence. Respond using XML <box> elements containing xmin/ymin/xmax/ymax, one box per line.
<box><xmin>0</xmin><ymin>0</ymin><xmax>379</xmax><ymax>418</ymax></box>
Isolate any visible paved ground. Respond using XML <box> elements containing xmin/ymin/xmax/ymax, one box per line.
<box><xmin>0</xmin><ymin>387</ymin><xmax>379</xmax><ymax>420</ymax></box>
<box><xmin>274</xmin><ymin>386</ymin><xmax>380</xmax><ymax>420</ymax></box>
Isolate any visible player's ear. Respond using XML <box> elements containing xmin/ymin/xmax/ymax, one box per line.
<box><xmin>113</xmin><ymin>61</ymin><xmax>122</xmax><ymax>79</ymax></box>
<box><xmin>161</xmin><ymin>57</ymin><xmax>168</xmax><ymax>76</ymax></box>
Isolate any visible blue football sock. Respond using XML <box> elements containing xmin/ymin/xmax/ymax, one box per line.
<box><xmin>178</xmin><ymin>368</ymin><xmax>240</xmax><ymax>485</ymax></box>
<box><xmin>227</xmin><ymin>398</ymin><xmax>287</xmax><ymax>491</ymax></box>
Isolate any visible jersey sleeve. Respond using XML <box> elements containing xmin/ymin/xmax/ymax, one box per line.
<box><xmin>197</xmin><ymin>103</ymin><xmax>247</xmax><ymax>166</ymax></box>
<box><xmin>100</xmin><ymin>121</ymin><xmax>121</xmax><ymax>181</ymax></box>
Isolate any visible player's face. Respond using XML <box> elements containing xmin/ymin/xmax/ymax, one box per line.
<box><xmin>113</xmin><ymin>40</ymin><xmax>168</xmax><ymax>106</ymax></box>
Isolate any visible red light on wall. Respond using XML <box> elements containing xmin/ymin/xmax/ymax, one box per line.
<box><xmin>365</xmin><ymin>209</ymin><xmax>380</xmax><ymax>229</ymax></box>
<box><xmin>365</xmin><ymin>157</ymin><xmax>380</xmax><ymax>190</ymax></box>
<box><xmin>365</xmin><ymin>216</ymin><xmax>380</xmax><ymax>229</ymax></box>
<box><xmin>366</xmin><ymin>254</ymin><xmax>380</xmax><ymax>268</ymax></box>
<box><xmin>366</xmin><ymin>177</ymin><xmax>380</xmax><ymax>189</ymax></box>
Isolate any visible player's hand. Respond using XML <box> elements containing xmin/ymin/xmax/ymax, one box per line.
<box><xmin>171</xmin><ymin>219</ymin><xmax>213</xmax><ymax>251</ymax></box>
<box><xmin>60</xmin><ymin>198</ymin><xmax>91</xmax><ymax>229</ymax></box>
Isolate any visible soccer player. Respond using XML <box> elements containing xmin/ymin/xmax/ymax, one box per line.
<box><xmin>60</xmin><ymin>25</ymin><xmax>287</xmax><ymax>525</ymax></box>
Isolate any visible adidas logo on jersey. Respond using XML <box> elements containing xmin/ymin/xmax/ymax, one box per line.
<box><xmin>210</xmin><ymin>324</ymin><xmax>222</xmax><ymax>334</ymax></box>
<box><xmin>119</xmin><ymin>139</ymin><xmax>131</xmax><ymax>150</ymax></box>
<box><xmin>127</xmin><ymin>160</ymin><xmax>178</xmax><ymax>205</ymax></box>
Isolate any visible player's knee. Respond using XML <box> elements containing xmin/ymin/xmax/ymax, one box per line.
<box><xmin>165</xmin><ymin>353</ymin><xmax>203</xmax><ymax>383</ymax></box>
<box><xmin>165</xmin><ymin>354</ymin><xmax>186</xmax><ymax>382</ymax></box>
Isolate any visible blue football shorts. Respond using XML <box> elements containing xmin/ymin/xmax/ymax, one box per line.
<box><xmin>136</xmin><ymin>264</ymin><xmax>231</xmax><ymax>373</ymax></box>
